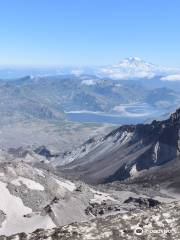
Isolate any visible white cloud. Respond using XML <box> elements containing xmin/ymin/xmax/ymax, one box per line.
<box><xmin>70</xmin><ymin>69</ymin><xmax>84</xmax><ymax>75</ymax></box>
<box><xmin>161</xmin><ymin>74</ymin><xmax>180</xmax><ymax>81</ymax></box>
<box><xmin>100</xmin><ymin>68</ymin><xmax>155</xmax><ymax>80</ymax></box>
<box><xmin>81</xmin><ymin>79</ymin><xmax>97</xmax><ymax>86</ymax></box>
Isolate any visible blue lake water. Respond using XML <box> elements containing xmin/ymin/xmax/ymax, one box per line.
<box><xmin>66</xmin><ymin>103</ymin><xmax>165</xmax><ymax>125</ymax></box>
<box><xmin>67</xmin><ymin>111</ymin><xmax>164</xmax><ymax>125</ymax></box>
<box><xmin>67</xmin><ymin>112</ymin><xmax>147</xmax><ymax>124</ymax></box>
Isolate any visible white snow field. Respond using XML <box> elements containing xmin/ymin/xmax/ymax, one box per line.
<box><xmin>0</xmin><ymin>181</ymin><xmax>55</xmax><ymax>236</ymax></box>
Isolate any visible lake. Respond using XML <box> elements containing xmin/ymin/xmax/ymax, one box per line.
<box><xmin>66</xmin><ymin>103</ymin><xmax>166</xmax><ymax>125</ymax></box>
<box><xmin>66</xmin><ymin>110</ymin><xmax>163</xmax><ymax>125</ymax></box>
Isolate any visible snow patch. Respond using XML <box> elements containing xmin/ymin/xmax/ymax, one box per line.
<box><xmin>117</xmin><ymin>131</ymin><xmax>133</xmax><ymax>145</ymax></box>
<box><xmin>90</xmin><ymin>189</ymin><xmax>117</xmax><ymax>204</ymax></box>
<box><xmin>35</xmin><ymin>169</ymin><xmax>45</xmax><ymax>178</ymax></box>
<box><xmin>130</xmin><ymin>164</ymin><xmax>139</xmax><ymax>178</ymax></box>
<box><xmin>11</xmin><ymin>177</ymin><xmax>44</xmax><ymax>191</ymax></box>
<box><xmin>0</xmin><ymin>181</ymin><xmax>55</xmax><ymax>236</ymax></box>
<box><xmin>153</xmin><ymin>142</ymin><xmax>160</xmax><ymax>163</ymax></box>
<box><xmin>55</xmin><ymin>178</ymin><xmax>76</xmax><ymax>192</ymax></box>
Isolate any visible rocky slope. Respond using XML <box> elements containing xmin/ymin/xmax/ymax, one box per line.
<box><xmin>1</xmin><ymin>161</ymin><xmax>154</xmax><ymax>236</ymax></box>
<box><xmin>1</xmin><ymin>159</ymin><xmax>177</xmax><ymax>238</ymax></box>
<box><xmin>0</xmin><ymin>161</ymin><xmax>92</xmax><ymax>236</ymax></box>
<box><xmin>59</xmin><ymin>108</ymin><xmax>180</xmax><ymax>187</ymax></box>
<box><xmin>1</xmin><ymin>201</ymin><xmax>180</xmax><ymax>240</ymax></box>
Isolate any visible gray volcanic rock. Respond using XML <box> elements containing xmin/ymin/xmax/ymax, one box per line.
<box><xmin>124</xmin><ymin>197</ymin><xmax>160</xmax><ymax>208</ymax></box>
<box><xmin>1</xmin><ymin>201</ymin><xmax>180</xmax><ymax>240</ymax></box>
<box><xmin>0</xmin><ymin>211</ymin><xmax>6</xmax><ymax>228</ymax></box>
<box><xmin>34</xmin><ymin>146</ymin><xmax>55</xmax><ymax>159</ymax></box>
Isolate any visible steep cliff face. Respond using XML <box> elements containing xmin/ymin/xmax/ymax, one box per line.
<box><xmin>61</xmin><ymin>108</ymin><xmax>180</xmax><ymax>184</ymax></box>
<box><xmin>110</xmin><ymin>109</ymin><xmax>180</xmax><ymax>180</ymax></box>
<box><xmin>107</xmin><ymin>109</ymin><xmax>180</xmax><ymax>182</ymax></box>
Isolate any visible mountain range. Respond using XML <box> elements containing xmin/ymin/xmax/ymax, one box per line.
<box><xmin>0</xmin><ymin>57</ymin><xmax>180</xmax><ymax>127</ymax></box>
<box><xmin>0</xmin><ymin>62</ymin><xmax>179</xmax><ymax>152</ymax></box>
<box><xmin>0</xmin><ymin>73</ymin><xmax>179</xmax><ymax>124</ymax></box>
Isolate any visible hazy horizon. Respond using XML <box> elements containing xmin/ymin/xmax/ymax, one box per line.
<box><xmin>0</xmin><ymin>56</ymin><xmax>178</xmax><ymax>69</ymax></box>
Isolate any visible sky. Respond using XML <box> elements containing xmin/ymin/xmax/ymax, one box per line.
<box><xmin>0</xmin><ymin>0</ymin><xmax>180</xmax><ymax>67</ymax></box>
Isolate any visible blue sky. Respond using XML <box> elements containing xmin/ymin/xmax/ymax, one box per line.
<box><xmin>0</xmin><ymin>0</ymin><xmax>180</xmax><ymax>67</ymax></box>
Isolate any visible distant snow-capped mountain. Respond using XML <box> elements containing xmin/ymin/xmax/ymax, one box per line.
<box><xmin>98</xmin><ymin>57</ymin><xmax>179</xmax><ymax>80</ymax></box>
<box><xmin>0</xmin><ymin>57</ymin><xmax>179</xmax><ymax>81</ymax></box>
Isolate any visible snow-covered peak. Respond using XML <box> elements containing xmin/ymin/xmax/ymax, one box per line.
<box><xmin>117</xmin><ymin>57</ymin><xmax>154</xmax><ymax>68</ymax></box>
<box><xmin>120</xmin><ymin>56</ymin><xmax>145</xmax><ymax>64</ymax></box>
<box><xmin>127</xmin><ymin>56</ymin><xmax>142</xmax><ymax>61</ymax></box>
<box><xmin>99</xmin><ymin>57</ymin><xmax>178</xmax><ymax>80</ymax></box>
